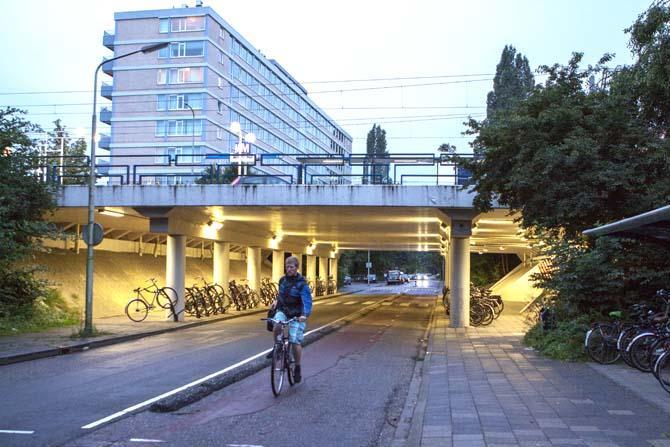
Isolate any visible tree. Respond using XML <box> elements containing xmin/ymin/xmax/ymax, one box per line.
<box><xmin>460</xmin><ymin>52</ymin><xmax>670</xmax><ymax>238</ymax></box>
<box><xmin>62</xmin><ymin>138</ymin><xmax>89</xmax><ymax>185</ymax></box>
<box><xmin>363</xmin><ymin>124</ymin><xmax>389</xmax><ymax>184</ymax></box>
<box><xmin>196</xmin><ymin>163</ymin><xmax>240</xmax><ymax>184</ymax></box>
<box><xmin>0</xmin><ymin>108</ymin><xmax>58</xmax><ymax>316</ymax></box>
<box><xmin>486</xmin><ymin>45</ymin><xmax>535</xmax><ymax>121</ymax></box>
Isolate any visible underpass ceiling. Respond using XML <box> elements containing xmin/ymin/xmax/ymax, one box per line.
<box><xmin>49</xmin><ymin>206</ymin><xmax>531</xmax><ymax>255</ymax></box>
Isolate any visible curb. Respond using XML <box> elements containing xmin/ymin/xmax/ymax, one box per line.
<box><xmin>0</xmin><ymin>289</ymin><xmax>362</xmax><ymax>367</ymax></box>
<box><xmin>392</xmin><ymin>297</ymin><xmax>437</xmax><ymax>446</ymax></box>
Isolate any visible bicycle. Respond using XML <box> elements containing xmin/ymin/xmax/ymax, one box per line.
<box><xmin>261</xmin><ymin>316</ymin><xmax>299</xmax><ymax>396</ymax></box>
<box><xmin>125</xmin><ymin>278</ymin><xmax>178</xmax><ymax>322</ymax></box>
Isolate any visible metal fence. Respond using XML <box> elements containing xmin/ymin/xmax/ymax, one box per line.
<box><xmin>35</xmin><ymin>152</ymin><xmax>473</xmax><ymax>186</ymax></box>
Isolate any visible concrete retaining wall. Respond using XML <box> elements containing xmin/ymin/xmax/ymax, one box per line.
<box><xmin>35</xmin><ymin>249</ymin><xmax>271</xmax><ymax>318</ymax></box>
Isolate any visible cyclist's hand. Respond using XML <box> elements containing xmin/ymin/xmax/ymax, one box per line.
<box><xmin>298</xmin><ymin>315</ymin><xmax>307</xmax><ymax>323</ymax></box>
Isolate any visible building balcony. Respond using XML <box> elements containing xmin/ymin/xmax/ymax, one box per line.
<box><xmin>102</xmin><ymin>57</ymin><xmax>113</xmax><ymax>76</ymax></box>
<box><xmin>100</xmin><ymin>107</ymin><xmax>112</xmax><ymax>125</ymax></box>
<box><xmin>98</xmin><ymin>134</ymin><xmax>111</xmax><ymax>150</ymax></box>
<box><xmin>102</xmin><ymin>30</ymin><xmax>114</xmax><ymax>50</ymax></box>
<box><xmin>101</xmin><ymin>82</ymin><xmax>113</xmax><ymax>99</ymax></box>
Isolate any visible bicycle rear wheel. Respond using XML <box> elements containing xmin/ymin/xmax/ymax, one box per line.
<box><xmin>271</xmin><ymin>345</ymin><xmax>285</xmax><ymax>396</ymax></box>
<box><xmin>656</xmin><ymin>351</ymin><xmax>670</xmax><ymax>394</ymax></box>
<box><xmin>125</xmin><ymin>299</ymin><xmax>149</xmax><ymax>322</ymax></box>
<box><xmin>585</xmin><ymin>324</ymin><xmax>620</xmax><ymax>364</ymax></box>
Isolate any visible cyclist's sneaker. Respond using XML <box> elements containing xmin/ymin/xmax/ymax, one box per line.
<box><xmin>294</xmin><ymin>364</ymin><xmax>302</xmax><ymax>383</ymax></box>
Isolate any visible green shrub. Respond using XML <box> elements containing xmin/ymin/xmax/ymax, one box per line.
<box><xmin>0</xmin><ymin>287</ymin><xmax>79</xmax><ymax>336</ymax></box>
<box><xmin>523</xmin><ymin>314</ymin><xmax>591</xmax><ymax>361</ymax></box>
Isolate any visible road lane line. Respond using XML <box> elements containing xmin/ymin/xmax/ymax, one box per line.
<box><xmin>399</xmin><ymin>303</ymin><xmax>411</xmax><ymax>307</ymax></box>
<box><xmin>0</xmin><ymin>430</ymin><xmax>34</xmax><ymax>434</ymax></box>
<box><xmin>362</xmin><ymin>301</ymin><xmax>375</xmax><ymax>305</ymax></box>
<box><xmin>81</xmin><ymin>296</ymin><xmax>396</xmax><ymax>430</ymax></box>
<box><xmin>342</xmin><ymin>300</ymin><xmax>357</xmax><ymax>305</ymax></box>
<box><xmin>130</xmin><ymin>438</ymin><xmax>165</xmax><ymax>443</ymax></box>
<box><xmin>321</xmin><ymin>301</ymin><xmax>340</xmax><ymax>306</ymax></box>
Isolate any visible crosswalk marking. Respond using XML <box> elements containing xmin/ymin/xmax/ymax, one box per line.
<box><xmin>343</xmin><ymin>301</ymin><xmax>357</xmax><ymax>305</ymax></box>
<box><xmin>362</xmin><ymin>301</ymin><xmax>375</xmax><ymax>305</ymax></box>
<box><xmin>399</xmin><ymin>303</ymin><xmax>411</xmax><ymax>307</ymax></box>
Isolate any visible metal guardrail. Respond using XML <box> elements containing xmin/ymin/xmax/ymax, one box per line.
<box><xmin>35</xmin><ymin>152</ymin><xmax>473</xmax><ymax>186</ymax></box>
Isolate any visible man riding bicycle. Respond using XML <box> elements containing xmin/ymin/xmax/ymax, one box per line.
<box><xmin>269</xmin><ymin>255</ymin><xmax>312</xmax><ymax>383</ymax></box>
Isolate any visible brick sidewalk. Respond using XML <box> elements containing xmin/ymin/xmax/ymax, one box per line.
<box><xmin>413</xmin><ymin>305</ymin><xmax>670</xmax><ymax>447</ymax></box>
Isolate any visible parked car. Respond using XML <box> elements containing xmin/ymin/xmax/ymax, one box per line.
<box><xmin>343</xmin><ymin>275</ymin><xmax>352</xmax><ymax>285</ymax></box>
<box><xmin>367</xmin><ymin>273</ymin><xmax>377</xmax><ymax>283</ymax></box>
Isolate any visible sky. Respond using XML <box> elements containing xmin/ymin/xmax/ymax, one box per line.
<box><xmin>0</xmin><ymin>0</ymin><xmax>653</xmax><ymax>159</ymax></box>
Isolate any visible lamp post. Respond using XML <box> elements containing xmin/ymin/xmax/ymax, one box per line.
<box><xmin>184</xmin><ymin>102</ymin><xmax>196</xmax><ymax>155</ymax></box>
<box><xmin>83</xmin><ymin>41</ymin><xmax>169</xmax><ymax>336</ymax></box>
<box><xmin>229</xmin><ymin>121</ymin><xmax>256</xmax><ymax>177</ymax></box>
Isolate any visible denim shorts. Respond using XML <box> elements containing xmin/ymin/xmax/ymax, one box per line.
<box><xmin>274</xmin><ymin>310</ymin><xmax>306</xmax><ymax>345</ymax></box>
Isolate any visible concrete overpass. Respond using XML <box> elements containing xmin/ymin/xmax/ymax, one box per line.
<box><xmin>49</xmin><ymin>184</ymin><xmax>531</xmax><ymax>327</ymax></box>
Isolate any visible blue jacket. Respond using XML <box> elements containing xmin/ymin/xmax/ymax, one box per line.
<box><xmin>277</xmin><ymin>273</ymin><xmax>312</xmax><ymax>317</ymax></box>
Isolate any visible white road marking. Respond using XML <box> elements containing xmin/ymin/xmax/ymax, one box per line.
<box><xmin>342</xmin><ymin>300</ymin><xmax>357</xmax><ymax>305</ymax></box>
<box><xmin>81</xmin><ymin>298</ymin><xmax>392</xmax><ymax>430</ymax></box>
<box><xmin>0</xmin><ymin>430</ymin><xmax>34</xmax><ymax>435</ymax></box>
<box><xmin>362</xmin><ymin>301</ymin><xmax>375</xmax><ymax>305</ymax></box>
<box><xmin>227</xmin><ymin>444</ymin><xmax>264</xmax><ymax>447</ymax></box>
<box><xmin>321</xmin><ymin>301</ymin><xmax>340</xmax><ymax>306</ymax></box>
<box><xmin>130</xmin><ymin>438</ymin><xmax>165</xmax><ymax>443</ymax></box>
<box><xmin>399</xmin><ymin>303</ymin><xmax>411</xmax><ymax>307</ymax></box>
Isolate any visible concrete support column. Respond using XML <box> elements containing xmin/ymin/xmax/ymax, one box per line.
<box><xmin>213</xmin><ymin>242</ymin><xmax>230</xmax><ymax>288</ymax></box>
<box><xmin>306</xmin><ymin>255</ymin><xmax>317</xmax><ymax>282</ymax></box>
<box><xmin>272</xmin><ymin>250</ymin><xmax>284</xmax><ymax>283</ymax></box>
<box><xmin>443</xmin><ymin>251</ymin><xmax>451</xmax><ymax>290</ymax></box>
<box><xmin>449</xmin><ymin>219</ymin><xmax>472</xmax><ymax>328</ymax></box>
<box><xmin>330</xmin><ymin>257</ymin><xmax>339</xmax><ymax>292</ymax></box>
<box><xmin>166</xmin><ymin>234</ymin><xmax>186</xmax><ymax>321</ymax></box>
<box><xmin>291</xmin><ymin>252</ymin><xmax>303</xmax><ymax>275</ymax></box>
<box><xmin>318</xmin><ymin>256</ymin><xmax>328</xmax><ymax>279</ymax></box>
<box><xmin>247</xmin><ymin>246</ymin><xmax>261</xmax><ymax>294</ymax></box>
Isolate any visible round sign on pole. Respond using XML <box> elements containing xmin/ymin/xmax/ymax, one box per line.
<box><xmin>82</xmin><ymin>223</ymin><xmax>104</xmax><ymax>246</ymax></box>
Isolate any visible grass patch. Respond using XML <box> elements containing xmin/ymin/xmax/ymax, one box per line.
<box><xmin>523</xmin><ymin>316</ymin><xmax>590</xmax><ymax>362</ymax></box>
<box><xmin>0</xmin><ymin>288</ymin><xmax>80</xmax><ymax>336</ymax></box>
<box><xmin>70</xmin><ymin>325</ymin><xmax>112</xmax><ymax>339</ymax></box>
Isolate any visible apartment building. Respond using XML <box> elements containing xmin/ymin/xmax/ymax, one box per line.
<box><xmin>100</xmin><ymin>3</ymin><xmax>352</xmax><ymax>184</ymax></box>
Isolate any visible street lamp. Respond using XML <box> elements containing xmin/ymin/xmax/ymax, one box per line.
<box><xmin>183</xmin><ymin>102</ymin><xmax>196</xmax><ymax>156</ymax></box>
<box><xmin>83</xmin><ymin>41</ymin><xmax>169</xmax><ymax>336</ymax></box>
<box><xmin>229</xmin><ymin>121</ymin><xmax>256</xmax><ymax>177</ymax></box>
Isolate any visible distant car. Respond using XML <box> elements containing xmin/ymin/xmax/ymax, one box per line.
<box><xmin>367</xmin><ymin>273</ymin><xmax>377</xmax><ymax>283</ymax></box>
<box><xmin>386</xmin><ymin>270</ymin><xmax>402</xmax><ymax>285</ymax></box>
<box><xmin>401</xmin><ymin>273</ymin><xmax>410</xmax><ymax>283</ymax></box>
<box><xmin>343</xmin><ymin>275</ymin><xmax>352</xmax><ymax>285</ymax></box>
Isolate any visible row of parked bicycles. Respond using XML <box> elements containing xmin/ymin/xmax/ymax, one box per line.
<box><xmin>584</xmin><ymin>289</ymin><xmax>670</xmax><ymax>394</ymax></box>
<box><xmin>125</xmin><ymin>276</ymin><xmax>337</xmax><ymax>322</ymax></box>
<box><xmin>441</xmin><ymin>285</ymin><xmax>505</xmax><ymax>326</ymax></box>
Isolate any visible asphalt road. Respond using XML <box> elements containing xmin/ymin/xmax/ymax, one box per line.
<box><xmin>0</xmin><ymin>287</ymin><xmax>435</xmax><ymax>447</ymax></box>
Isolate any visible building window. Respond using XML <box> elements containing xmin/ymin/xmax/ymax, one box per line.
<box><xmin>157</xmin><ymin>93</ymin><xmax>204</xmax><ymax>111</ymax></box>
<box><xmin>218</xmin><ymin>76</ymin><xmax>224</xmax><ymax>89</ymax></box>
<box><xmin>219</xmin><ymin>26</ymin><xmax>225</xmax><ymax>39</ymax></box>
<box><xmin>216</xmin><ymin>127</ymin><xmax>223</xmax><ymax>140</ymax></box>
<box><xmin>217</xmin><ymin>100</ymin><xmax>224</xmax><ymax>114</ymax></box>
<box><xmin>158</xmin><ymin>41</ymin><xmax>204</xmax><ymax>58</ymax></box>
<box><xmin>170</xmin><ymin>16</ymin><xmax>205</xmax><ymax>32</ymax></box>
<box><xmin>157</xmin><ymin>67</ymin><xmax>204</xmax><ymax>85</ymax></box>
<box><xmin>159</xmin><ymin>18</ymin><xmax>170</xmax><ymax>33</ymax></box>
<box><xmin>156</xmin><ymin>146</ymin><xmax>204</xmax><ymax>164</ymax></box>
<box><xmin>156</xmin><ymin>119</ymin><xmax>204</xmax><ymax>137</ymax></box>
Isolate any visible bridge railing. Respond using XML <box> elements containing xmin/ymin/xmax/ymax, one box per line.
<box><xmin>34</xmin><ymin>152</ymin><xmax>474</xmax><ymax>186</ymax></box>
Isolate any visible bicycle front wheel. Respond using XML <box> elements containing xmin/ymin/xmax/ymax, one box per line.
<box><xmin>656</xmin><ymin>351</ymin><xmax>670</xmax><ymax>394</ymax></box>
<box><xmin>125</xmin><ymin>299</ymin><xmax>149</xmax><ymax>322</ymax></box>
<box><xmin>271</xmin><ymin>345</ymin><xmax>285</xmax><ymax>397</ymax></box>
<box><xmin>287</xmin><ymin>344</ymin><xmax>296</xmax><ymax>386</ymax></box>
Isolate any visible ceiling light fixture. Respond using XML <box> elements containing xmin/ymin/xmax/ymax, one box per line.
<box><xmin>207</xmin><ymin>220</ymin><xmax>224</xmax><ymax>230</ymax></box>
<box><xmin>98</xmin><ymin>207</ymin><xmax>124</xmax><ymax>217</ymax></box>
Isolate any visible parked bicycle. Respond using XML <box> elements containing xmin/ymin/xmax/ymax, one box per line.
<box><xmin>125</xmin><ymin>278</ymin><xmax>178</xmax><ymax>322</ymax></box>
<box><xmin>261</xmin><ymin>316</ymin><xmax>300</xmax><ymax>396</ymax></box>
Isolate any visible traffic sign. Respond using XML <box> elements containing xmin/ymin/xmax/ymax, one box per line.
<box><xmin>365</xmin><ymin>262</ymin><xmax>372</xmax><ymax>268</ymax></box>
<box><xmin>82</xmin><ymin>223</ymin><xmax>104</xmax><ymax>246</ymax></box>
